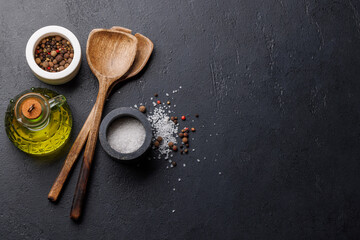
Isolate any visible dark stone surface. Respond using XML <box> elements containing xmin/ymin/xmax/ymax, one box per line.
<box><xmin>1</xmin><ymin>0</ymin><xmax>360</xmax><ymax>239</ymax></box>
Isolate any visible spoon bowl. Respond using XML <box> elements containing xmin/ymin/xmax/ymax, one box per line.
<box><xmin>87</xmin><ymin>29</ymin><xmax>137</xmax><ymax>80</ymax></box>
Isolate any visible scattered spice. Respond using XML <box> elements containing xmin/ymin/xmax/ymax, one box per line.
<box><xmin>191</xmin><ymin>127</ymin><xmax>196</xmax><ymax>132</ymax></box>
<box><xmin>184</xmin><ymin>132</ymin><xmax>188</xmax><ymax>137</ymax></box>
<box><xmin>167</xmin><ymin>101</ymin><xmax>171</xmax><ymax>105</ymax></box>
<box><xmin>156</xmin><ymin>136</ymin><xmax>163</xmax><ymax>142</ymax></box>
<box><xmin>154</xmin><ymin>93</ymin><xmax>158</xmax><ymax>97</ymax></box>
<box><xmin>157</xmin><ymin>100</ymin><xmax>161</xmax><ymax>104</ymax></box>
<box><xmin>171</xmin><ymin>161</ymin><xmax>177</xmax><ymax>167</ymax></box>
<box><xmin>181</xmin><ymin>116</ymin><xmax>186</xmax><ymax>120</ymax></box>
<box><xmin>179</xmin><ymin>132</ymin><xmax>184</xmax><ymax>138</ymax></box>
<box><xmin>172</xmin><ymin>145</ymin><xmax>178</xmax><ymax>151</ymax></box>
<box><xmin>195</xmin><ymin>114</ymin><xmax>199</xmax><ymax>118</ymax></box>
<box><xmin>34</xmin><ymin>36</ymin><xmax>74</xmax><ymax>72</ymax></box>
<box><xmin>154</xmin><ymin>140</ymin><xmax>160</xmax><ymax>147</ymax></box>
<box><xmin>184</xmin><ymin>149</ymin><xmax>188</xmax><ymax>154</ymax></box>
<box><xmin>168</xmin><ymin>141</ymin><xmax>174</xmax><ymax>147</ymax></box>
<box><xmin>139</xmin><ymin>105</ymin><xmax>146</xmax><ymax>113</ymax></box>
<box><xmin>182</xmin><ymin>137</ymin><xmax>188</xmax><ymax>143</ymax></box>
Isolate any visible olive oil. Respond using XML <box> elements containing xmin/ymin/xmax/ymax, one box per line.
<box><xmin>5</xmin><ymin>88</ymin><xmax>72</xmax><ymax>155</ymax></box>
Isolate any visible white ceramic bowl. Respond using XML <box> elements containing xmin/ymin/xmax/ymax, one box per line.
<box><xmin>26</xmin><ymin>25</ymin><xmax>81</xmax><ymax>85</ymax></box>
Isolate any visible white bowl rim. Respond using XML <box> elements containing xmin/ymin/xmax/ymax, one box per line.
<box><xmin>25</xmin><ymin>25</ymin><xmax>81</xmax><ymax>81</ymax></box>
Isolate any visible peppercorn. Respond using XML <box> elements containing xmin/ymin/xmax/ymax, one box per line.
<box><xmin>154</xmin><ymin>93</ymin><xmax>158</xmax><ymax>97</ymax></box>
<box><xmin>174</xmin><ymin>117</ymin><xmax>178</xmax><ymax>120</ymax></box>
<box><xmin>168</xmin><ymin>142</ymin><xmax>174</xmax><ymax>147</ymax></box>
<box><xmin>186</xmin><ymin>143</ymin><xmax>189</xmax><ymax>147</ymax></box>
<box><xmin>157</xmin><ymin>100</ymin><xmax>161</xmax><ymax>104</ymax></box>
<box><xmin>181</xmin><ymin>116</ymin><xmax>186</xmax><ymax>120</ymax></box>
<box><xmin>195</xmin><ymin>114</ymin><xmax>199</xmax><ymax>118</ymax></box>
<box><xmin>172</xmin><ymin>145</ymin><xmax>178</xmax><ymax>151</ymax></box>
<box><xmin>157</xmin><ymin>136</ymin><xmax>163</xmax><ymax>142</ymax></box>
<box><xmin>184</xmin><ymin>132</ymin><xmax>188</xmax><ymax>137</ymax></box>
<box><xmin>154</xmin><ymin>140</ymin><xmax>160</xmax><ymax>147</ymax></box>
<box><xmin>173</xmin><ymin>120</ymin><xmax>178</xmax><ymax>124</ymax></box>
<box><xmin>171</xmin><ymin>161</ymin><xmax>177</xmax><ymax>167</ymax></box>
<box><xmin>139</xmin><ymin>105</ymin><xmax>146</xmax><ymax>113</ymax></box>
<box><xmin>180</xmin><ymin>145</ymin><xmax>183</xmax><ymax>149</ymax></box>
<box><xmin>181</xmin><ymin>129</ymin><xmax>185</xmax><ymax>133</ymax></box>
<box><xmin>170</xmin><ymin>116</ymin><xmax>175</xmax><ymax>121</ymax></box>
<box><xmin>167</xmin><ymin>101</ymin><xmax>171</xmax><ymax>105</ymax></box>
<box><xmin>180</xmin><ymin>150</ymin><xmax>183</xmax><ymax>154</ymax></box>
<box><xmin>184</xmin><ymin>149</ymin><xmax>188</xmax><ymax>154</ymax></box>
<box><xmin>191</xmin><ymin>127</ymin><xmax>196</xmax><ymax>132</ymax></box>
<box><xmin>179</xmin><ymin>132</ymin><xmax>184</xmax><ymax>138</ymax></box>
<box><xmin>182</xmin><ymin>137</ymin><xmax>188</xmax><ymax>143</ymax></box>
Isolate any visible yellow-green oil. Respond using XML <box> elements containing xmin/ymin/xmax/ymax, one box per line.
<box><xmin>5</xmin><ymin>88</ymin><xmax>72</xmax><ymax>155</ymax></box>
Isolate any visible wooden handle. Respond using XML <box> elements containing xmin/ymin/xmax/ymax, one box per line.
<box><xmin>70</xmin><ymin>83</ymin><xmax>108</xmax><ymax>220</ymax></box>
<box><xmin>47</xmin><ymin>78</ymin><xmax>124</xmax><ymax>202</ymax></box>
<box><xmin>47</xmin><ymin>106</ymin><xmax>94</xmax><ymax>201</ymax></box>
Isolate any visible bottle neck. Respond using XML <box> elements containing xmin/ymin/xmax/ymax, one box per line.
<box><xmin>14</xmin><ymin>93</ymin><xmax>51</xmax><ymax>131</ymax></box>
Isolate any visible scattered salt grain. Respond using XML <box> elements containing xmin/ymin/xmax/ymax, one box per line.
<box><xmin>172</xmin><ymin>209</ymin><xmax>176</xmax><ymax>213</ymax></box>
<box><xmin>178</xmin><ymin>178</ymin><xmax>181</xmax><ymax>182</ymax></box>
<box><xmin>147</xmin><ymin>105</ymin><xmax>178</xmax><ymax>159</ymax></box>
<box><xmin>107</xmin><ymin>117</ymin><xmax>146</xmax><ymax>153</ymax></box>
<box><xmin>197</xmin><ymin>159</ymin><xmax>200</xmax><ymax>162</ymax></box>
<box><xmin>183</xmin><ymin>163</ymin><xmax>186</xmax><ymax>167</ymax></box>
<box><xmin>219</xmin><ymin>171</ymin><xmax>222</xmax><ymax>175</ymax></box>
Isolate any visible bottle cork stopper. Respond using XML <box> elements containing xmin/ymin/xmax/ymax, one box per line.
<box><xmin>21</xmin><ymin>98</ymin><xmax>42</xmax><ymax>119</ymax></box>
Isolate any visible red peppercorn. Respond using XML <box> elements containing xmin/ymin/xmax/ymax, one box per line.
<box><xmin>157</xmin><ymin>100</ymin><xmax>161</xmax><ymax>104</ymax></box>
<box><xmin>47</xmin><ymin>67</ymin><xmax>51</xmax><ymax>70</ymax></box>
<box><xmin>48</xmin><ymin>52</ymin><xmax>50</xmax><ymax>55</ymax></box>
<box><xmin>56</xmin><ymin>50</ymin><xmax>59</xmax><ymax>53</ymax></box>
<box><xmin>181</xmin><ymin>116</ymin><xmax>186</xmax><ymax>120</ymax></box>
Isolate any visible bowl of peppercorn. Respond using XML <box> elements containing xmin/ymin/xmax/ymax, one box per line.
<box><xmin>25</xmin><ymin>25</ymin><xmax>81</xmax><ymax>85</ymax></box>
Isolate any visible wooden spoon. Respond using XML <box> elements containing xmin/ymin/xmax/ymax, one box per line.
<box><xmin>69</xmin><ymin>29</ymin><xmax>138</xmax><ymax>220</ymax></box>
<box><xmin>47</xmin><ymin>29</ymin><xmax>153</xmax><ymax>202</ymax></box>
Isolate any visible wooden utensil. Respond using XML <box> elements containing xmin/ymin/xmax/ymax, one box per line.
<box><xmin>47</xmin><ymin>28</ymin><xmax>153</xmax><ymax>202</ymax></box>
<box><xmin>69</xmin><ymin>29</ymin><xmax>138</xmax><ymax>220</ymax></box>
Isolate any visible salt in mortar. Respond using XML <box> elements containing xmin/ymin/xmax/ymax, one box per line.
<box><xmin>107</xmin><ymin>117</ymin><xmax>146</xmax><ymax>154</ymax></box>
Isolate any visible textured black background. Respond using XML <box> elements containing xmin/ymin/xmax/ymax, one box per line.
<box><xmin>1</xmin><ymin>0</ymin><xmax>360</xmax><ymax>239</ymax></box>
